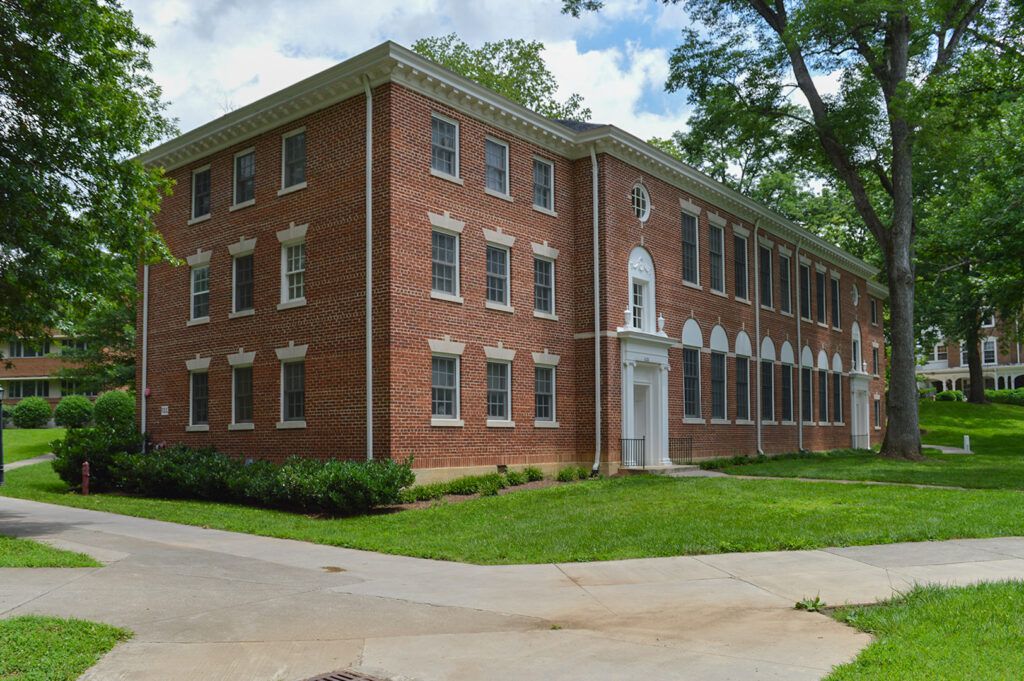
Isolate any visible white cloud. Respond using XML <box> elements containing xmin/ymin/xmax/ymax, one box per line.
<box><xmin>125</xmin><ymin>0</ymin><xmax>690</xmax><ymax>140</ymax></box>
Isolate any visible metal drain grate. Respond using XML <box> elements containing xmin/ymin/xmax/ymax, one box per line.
<box><xmin>302</xmin><ymin>671</ymin><xmax>385</xmax><ymax>681</ymax></box>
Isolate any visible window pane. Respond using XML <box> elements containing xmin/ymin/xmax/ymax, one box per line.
<box><xmin>191</xmin><ymin>372</ymin><xmax>209</xmax><ymax>425</ymax></box>
<box><xmin>800</xmin><ymin>265</ymin><xmax>811</xmax><ymax>319</ymax></box>
<box><xmin>431</xmin><ymin>356</ymin><xmax>456</xmax><ymax>417</ymax></box>
<box><xmin>818</xmin><ymin>370</ymin><xmax>828</xmax><ymax>422</ymax></box>
<box><xmin>431</xmin><ymin>231</ymin><xmax>457</xmax><ymax>295</ymax></box>
<box><xmin>484</xmin><ymin>139</ymin><xmax>507</xmax><ymax>192</ymax></box>
<box><xmin>234</xmin><ymin>254</ymin><xmax>254</xmax><ymax>312</ymax></box>
<box><xmin>734</xmin><ymin>235</ymin><xmax>747</xmax><ymax>299</ymax></box>
<box><xmin>283</xmin><ymin>361</ymin><xmax>305</xmax><ymax>421</ymax></box>
<box><xmin>683</xmin><ymin>214</ymin><xmax>699</xmax><ymax>285</ymax></box>
<box><xmin>761</xmin><ymin>361</ymin><xmax>774</xmax><ymax>420</ymax></box>
<box><xmin>779</xmin><ymin>255</ymin><xmax>791</xmax><ymax>313</ymax></box>
<box><xmin>192</xmin><ymin>169</ymin><xmax>210</xmax><ymax>218</ymax></box>
<box><xmin>816</xmin><ymin>270</ymin><xmax>827</xmax><ymax>323</ymax></box>
<box><xmin>285</xmin><ymin>243</ymin><xmax>306</xmax><ymax>301</ymax></box>
<box><xmin>832</xmin><ymin>372</ymin><xmax>842</xmax><ymax>423</ymax></box>
<box><xmin>535</xmin><ymin>366</ymin><xmax>554</xmax><ymax>421</ymax></box>
<box><xmin>534</xmin><ymin>258</ymin><xmax>553</xmax><ymax>313</ymax></box>
<box><xmin>284</xmin><ymin>132</ymin><xmax>306</xmax><ymax>187</ymax></box>
<box><xmin>533</xmin><ymin>159</ymin><xmax>552</xmax><ymax>209</ymax></box>
<box><xmin>736</xmin><ymin>356</ymin><xmax>749</xmax><ymax>419</ymax></box>
<box><xmin>830</xmin><ymin>277</ymin><xmax>841</xmax><ymax>327</ymax></box>
<box><xmin>711</xmin><ymin>352</ymin><xmax>725</xmax><ymax>420</ymax></box>
<box><xmin>485</xmin><ymin>245</ymin><xmax>507</xmax><ymax>304</ymax></box>
<box><xmin>631</xmin><ymin>282</ymin><xmax>644</xmax><ymax>328</ymax></box>
<box><xmin>683</xmin><ymin>348</ymin><xmax>700</xmax><ymax>418</ymax></box>
<box><xmin>235</xmin><ymin>151</ymin><xmax>255</xmax><ymax>204</ymax></box>
<box><xmin>486</xmin><ymin>362</ymin><xmax>509</xmax><ymax>420</ymax></box>
<box><xmin>759</xmin><ymin>246</ymin><xmax>772</xmax><ymax>307</ymax></box>
<box><xmin>708</xmin><ymin>224</ymin><xmax>722</xmax><ymax>292</ymax></box>
<box><xmin>431</xmin><ymin>117</ymin><xmax>457</xmax><ymax>176</ymax></box>
<box><xmin>801</xmin><ymin>367</ymin><xmax>812</xmax><ymax>422</ymax></box>
<box><xmin>781</xmin><ymin>366</ymin><xmax>793</xmax><ymax>421</ymax></box>
<box><xmin>192</xmin><ymin>266</ymin><xmax>209</xmax><ymax>319</ymax></box>
<box><xmin>234</xmin><ymin>366</ymin><xmax>253</xmax><ymax>423</ymax></box>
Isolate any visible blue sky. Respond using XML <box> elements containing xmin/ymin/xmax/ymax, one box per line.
<box><xmin>123</xmin><ymin>0</ymin><xmax>696</xmax><ymax>141</ymax></box>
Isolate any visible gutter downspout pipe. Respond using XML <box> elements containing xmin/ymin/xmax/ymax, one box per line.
<box><xmin>363</xmin><ymin>75</ymin><xmax>373</xmax><ymax>461</ymax></box>
<box><xmin>795</xmin><ymin>240</ymin><xmax>804</xmax><ymax>451</ymax></box>
<box><xmin>140</xmin><ymin>263</ymin><xmax>150</xmax><ymax>450</ymax></box>
<box><xmin>591</xmin><ymin>145</ymin><xmax>602</xmax><ymax>474</ymax></box>
<box><xmin>753</xmin><ymin>221</ymin><xmax>763</xmax><ymax>454</ymax></box>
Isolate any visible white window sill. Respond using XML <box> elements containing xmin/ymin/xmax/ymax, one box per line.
<box><xmin>710</xmin><ymin>289</ymin><xmax>728</xmax><ymax>298</ymax></box>
<box><xmin>832</xmin><ymin>326</ymin><xmax>842</xmax><ymax>332</ymax></box>
<box><xmin>185</xmin><ymin>424</ymin><xmax>209</xmax><ymax>432</ymax></box>
<box><xmin>430</xmin><ymin>168</ymin><xmax>464</xmax><ymax>185</ymax></box>
<box><xmin>229</xmin><ymin>198</ymin><xmax>255</xmax><ymax>212</ymax></box>
<box><xmin>735</xmin><ymin>419</ymin><xmax>755</xmax><ymax>426</ymax></box>
<box><xmin>485</xmin><ymin>300</ymin><xmax>514</xmax><ymax>313</ymax></box>
<box><xmin>532</xmin><ymin>204</ymin><xmax>557</xmax><ymax>218</ymax></box>
<box><xmin>873</xmin><ymin>374</ymin><xmax>881</xmax><ymax>379</ymax></box>
<box><xmin>187</xmin><ymin>316</ymin><xmax>210</xmax><ymax>327</ymax></box>
<box><xmin>431</xmin><ymin>291</ymin><xmax>464</xmax><ymax>304</ymax></box>
<box><xmin>817</xmin><ymin>322</ymin><xmax>829</xmax><ymax>328</ymax></box>
<box><xmin>683</xmin><ymin>417</ymin><xmax>706</xmax><ymax>425</ymax></box>
<box><xmin>277</xmin><ymin>297</ymin><xmax>306</xmax><ymax>311</ymax></box>
<box><xmin>683</xmin><ymin>281</ymin><xmax>703</xmax><ymax>291</ymax></box>
<box><xmin>834</xmin><ymin>422</ymin><xmax>846</xmax><ymax>427</ymax></box>
<box><xmin>487</xmin><ymin>419</ymin><xmax>515</xmax><ymax>428</ymax></box>
<box><xmin>484</xmin><ymin>187</ymin><xmax>513</xmax><ymax>202</ymax></box>
<box><xmin>800</xmin><ymin>316</ymin><xmax>813</xmax><ymax>323</ymax></box>
<box><xmin>763</xmin><ymin>420</ymin><xmax>778</xmax><ymax>426</ymax></box>
<box><xmin>817</xmin><ymin>422</ymin><xmax>831</xmax><ymax>427</ymax></box>
<box><xmin>874</xmin><ymin>426</ymin><xmax>882</xmax><ymax>431</ymax></box>
<box><xmin>710</xmin><ymin>418</ymin><xmax>731</xmax><ymax>425</ymax></box>
<box><xmin>534</xmin><ymin>420</ymin><xmax>559</xmax><ymax>429</ymax></box>
<box><xmin>431</xmin><ymin>417</ymin><xmax>464</xmax><ymax>427</ymax></box>
<box><xmin>780</xmin><ymin>310</ymin><xmax>794</xmax><ymax>318</ymax></box>
<box><xmin>735</xmin><ymin>297</ymin><xmax>751</xmax><ymax>305</ymax></box>
<box><xmin>533</xmin><ymin>310</ymin><xmax>559</xmax><ymax>321</ymax></box>
<box><xmin>228</xmin><ymin>309</ymin><xmax>255</xmax><ymax>319</ymax></box>
<box><xmin>277</xmin><ymin>420</ymin><xmax>307</xmax><ymax>430</ymax></box>
<box><xmin>761</xmin><ymin>305</ymin><xmax>775</xmax><ymax>312</ymax></box>
<box><xmin>228</xmin><ymin>423</ymin><xmax>255</xmax><ymax>431</ymax></box>
<box><xmin>187</xmin><ymin>214</ymin><xmax>211</xmax><ymax>226</ymax></box>
<box><xmin>277</xmin><ymin>181</ymin><xmax>307</xmax><ymax>197</ymax></box>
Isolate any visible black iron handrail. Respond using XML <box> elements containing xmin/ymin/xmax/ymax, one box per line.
<box><xmin>669</xmin><ymin>437</ymin><xmax>694</xmax><ymax>465</ymax></box>
<box><xmin>620</xmin><ymin>437</ymin><xmax>645</xmax><ymax>468</ymax></box>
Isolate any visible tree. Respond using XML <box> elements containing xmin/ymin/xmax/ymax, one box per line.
<box><xmin>1</xmin><ymin>0</ymin><xmax>173</xmax><ymax>354</ymax></box>
<box><xmin>412</xmin><ymin>34</ymin><xmax>591</xmax><ymax>121</ymax></box>
<box><xmin>56</xmin><ymin>275</ymin><xmax>137</xmax><ymax>394</ymax></box>
<box><xmin>565</xmin><ymin>0</ymin><xmax>1022</xmax><ymax>458</ymax></box>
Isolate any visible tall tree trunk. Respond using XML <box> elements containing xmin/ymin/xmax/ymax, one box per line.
<box><xmin>964</xmin><ymin>326</ymin><xmax>987</xmax><ymax>403</ymax></box>
<box><xmin>881</xmin><ymin>249</ymin><xmax>923</xmax><ymax>459</ymax></box>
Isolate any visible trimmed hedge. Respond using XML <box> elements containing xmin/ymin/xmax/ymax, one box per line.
<box><xmin>109</xmin><ymin>447</ymin><xmax>414</xmax><ymax>515</ymax></box>
<box><xmin>92</xmin><ymin>391</ymin><xmax>135</xmax><ymax>438</ymax></box>
<box><xmin>11</xmin><ymin>397</ymin><xmax>51</xmax><ymax>428</ymax></box>
<box><xmin>52</xmin><ymin>427</ymin><xmax>140</xmax><ymax>490</ymax></box>
<box><xmin>986</xmin><ymin>389</ymin><xmax>1024</xmax><ymax>406</ymax></box>
<box><xmin>936</xmin><ymin>390</ymin><xmax>965</xmax><ymax>402</ymax></box>
<box><xmin>397</xmin><ymin>468</ymin><xmax>546</xmax><ymax>503</ymax></box>
<box><xmin>54</xmin><ymin>395</ymin><xmax>94</xmax><ymax>428</ymax></box>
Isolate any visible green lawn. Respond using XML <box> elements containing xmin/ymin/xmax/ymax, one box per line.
<box><xmin>2</xmin><ymin>427</ymin><xmax>65</xmax><ymax>463</ymax></box>
<box><xmin>826</xmin><ymin>581</ymin><xmax>1024</xmax><ymax>680</ymax></box>
<box><xmin>0</xmin><ymin>615</ymin><xmax>130</xmax><ymax>681</ymax></box>
<box><xmin>0</xmin><ymin>535</ymin><xmax>100</xmax><ymax>568</ymax></box>
<box><xmin>716</xmin><ymin>401</ymin><xmax>1024</xmax><ymax>489</ymax></box>
<box><xmin>6</xmin><ymin>462</ymin><xmax>1024</xmax><ymax>564</ymax></box>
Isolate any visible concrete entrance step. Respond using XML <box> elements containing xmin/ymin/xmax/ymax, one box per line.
<box><xmin>618</xmin><ymin>464</ymin><xmax>700</xmax><ymax>477</ymax></box>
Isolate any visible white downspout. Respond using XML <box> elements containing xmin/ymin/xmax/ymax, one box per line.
<box><xmin>363</xmin><ymin>75</ymin><xmax>373</xmax><ymax>461</ymax></box>
<box><xmin>591</xmin><ymin>146</ymin><xmax>601</xmax><ymax>474</ymax></box>
<box><xmin>753</xmin><ymin>221</ymin><xmax>763</xmax><ymax>454</ymax></box>
<box><xmin>795</xmin><ymin>240</ymin><xmax>804</xmax><ymax>451</ymax></box>
<box><xmin>140</xmin><ymin>263</ymin><xmax>150</xmax><ymax>448</ymax></box>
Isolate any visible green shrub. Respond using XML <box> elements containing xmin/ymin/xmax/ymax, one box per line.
<box><xmin>92</xmin><ymin>391</ymin><xmax>135</xmax><ymax>437</ymax></box>
<box><xmin>523</xmin><ymin>466</ymin><xmax>544</xmax><ymax>482</ymax></box>
<box><xmin>478</xmin><ymin>477</ymin><xmax>502</xmax><ymax>496</ymax></box>
<box><xmin>936</xmin><ymin>389</ymin><xmax>965</xmax><ymax>402</ymax></box>
<box><xmin>556</xmin><ymin>467</ymin><xmax>578</xmax><ymax>483</ymax></box>
<box><xmin>52</xmin><ymin>427</ymin><xmax>139</xmax><ymax>490</ymax></box>
<box><xmin>504</xmin><ymin>470</ymin><xmax>527</xmax><ymax>486</ymax></box>
<box><xmin>53</xmin><ymin>395</ymin><xmax>94</xmax><ymax>428</ymax></box>
<box><xmin>11</xmin><ymin>397</ymin><xmax>51</xmax><ymax>428</ymax></box>
<box><xmin>986</xmin><ymin>389</ymin><xmax>1024</xmax><ymax>407</ymax></box>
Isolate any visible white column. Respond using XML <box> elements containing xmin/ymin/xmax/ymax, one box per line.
<box><xmin>659</xmin><ymin>364</ymin><xmax>671</xmax><ymax>465</ymax></box>
<box><xmin>622</xmin><ymin>361</ymin><xmax>635</xmax><ymax>441</ymax></box>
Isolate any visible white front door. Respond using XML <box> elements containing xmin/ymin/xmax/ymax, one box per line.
<box><xmin>851</xmin><ymin>389</ymin><xmax>869</xmax><ymax>449</ymax></box>
<box><xmin>633</xmin><ymin>383</ymin><xmax>649</xmax><ymax>447</ymax></box>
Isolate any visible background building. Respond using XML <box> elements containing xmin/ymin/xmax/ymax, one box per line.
<box><xmin>920</xmin><ymin>318</ymin><xmax>1024</xmax><ymax>392</ymax></box>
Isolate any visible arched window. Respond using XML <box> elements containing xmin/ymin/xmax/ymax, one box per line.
<box><xmin>682</xmin><ymin>318</ymin><xmax>703</xmax><ymax>419</ymax></box>
<box><xmin>631</xmin><ymin>182</ymin><xmax>651</xmax><ymax>222</ymax></box>
<box><xmin>851</xmin><ymin>321</ymin><xmax>863</xmax><ymax>372</ymax></box>
<box><xmin>761</xmin><ymin>337</ymin><xmax>777</xmax><ymax>421</ymax></box>
<box><xmin>627</xmin><ymin>246</ymin><xmax>656</xmax><ymax>332</ymax></box>
<box><xmin>817</xmin><ymin>349</ymin><xmax>830</xmax><ymax>423</ymax></box>
<box><xmin>801</xmin><ymin>345</ymin><xmax>814</xmax><ymax>422</ymax></box>
<box><xmin>709</xmin><ymin>325</ymin><xmax>728</xmax><ymax>420</ymax></box>
<box><xmin>779</xmin><ymin>341</ymin><xmax>795</xmax><ymax>422</ymax></box>
<box><xmin>735</xmin><ymin>331</ymin><xmax>752</xmax><ymax>420</ymax></box>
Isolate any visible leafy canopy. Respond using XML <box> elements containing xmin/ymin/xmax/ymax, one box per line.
<box><xmin>412</xmin><ymin>34</ymin><xmax>591</xmax><ymax>121</ymax></box>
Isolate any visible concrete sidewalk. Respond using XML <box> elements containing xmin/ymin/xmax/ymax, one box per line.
<box><xmin>4</xmin><ymin>497</ymin><xmax>1024</xmax><ymax>680</ymax></box>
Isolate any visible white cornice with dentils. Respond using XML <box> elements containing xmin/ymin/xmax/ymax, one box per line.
<box><xmin>138</xmin><ymin>41</ymin><xmax>885</xmax><ymax>293</ymax></box>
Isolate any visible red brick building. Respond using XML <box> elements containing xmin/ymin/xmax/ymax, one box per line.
<box><xmin>2</xmin><ymin>337</ymin><xmax>93</xmax><ymax>413</ymax></box>
<box><xmin>137</xmin><ymin>42</ymin><xmax>887</xmax><ymax>479</ymax></box>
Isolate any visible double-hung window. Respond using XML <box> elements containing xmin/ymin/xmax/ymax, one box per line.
<box><xmin>711</xmin><ymin>351</ymin><xmax>726</xmax><ymax>420</ymax></box>
<box><xmin>781</xmin><ymin>365</ymin><xmax>794</xmax><ymax>422</ymax></box>
<box><xmin>818</xmin><ymin>370</ymin><xmax>829</xmax><ymax>423</ymax></box>
<box><xmin>533</xmin><ymin>158</ymin><xmax>554</xmax><ymax>212</ymax></box>
<box><xmin>10</xmin><ymin>340</ymin><xmax>50</xmax><ymax>358</ymax></box>
<box><xmin>535</xmin><ymin>366</ymin><xmax>556</xmax><ymax>423</ymax></box>
<box><xmin>233</xmin><ymin>254</ymin><xmax>254</xmax><ymax>314</ymax></box>
<box><xmin>832</xmin><ymin>371</ymin><xmax>842</xmax><ymax>423</ymax></box>
<box><xmin>870</xmin><ymin>299</ymin><xmax>879</xmax><ymax>325</ymax></box>
<box><xmin>830</xmin><ymin>276</ymin><xmax>841</xmax><ymax>328</ymax></box>
<box><xmin>191</xmin><ymin>265</ymin><xmax>210</xmax><ymax>321</ymax></box>
<box><xmin>283</xmin><ymin>243</ymin><xmax>306</xmax><ymax>302</ymax></box>
<box><xmin>486</xmin><ymin>361</ymin><xmax>511</xmax><ymax>422</ymax></box>
<box><xmin>734</xmin><ymin>234</ymin><xmax>748</xmax><ymax>300</ymax></box>
<box><xmin>983</xmin><ymin>338</ymin><xmax>997</xmax><ymax>365</ymax></box>
<box><xmin>631</xmin><ymin>282</ymin><xmax>645</xmax><ymax>329</ymax></box>
<box><xmin>432</xmin><ymin>230</ymin><xmax>459</xmax><ymax>298</ymax></box>
<box><xmin>190</xmin><ymin>371</ymin><xmax>209</xmax><ymax>428</ymax></box>
<box><xmin>735</xmin><ymin>356</ymin><xmax>750</xmax><ymax>420</ymax></box>
<box><xmin>801</xmin><ymin>367</ymin><xmax>813</xmax><ymax>422</ymax></box>
<box><xmin>233</xmin><ymin>149</ymin><xmax>255</xmax><ymax>206</ymax></box>
<box><xmin>233</xmin><ymin>366</ymin><xmax>253</xmax><ymax>425</ymax></box>
<box><xmin>431</xmin><ymin>115</ymin><xmax>459</xmax><ymax>178</ymax></box>
<box><xmin>281</xmin><ymin>129</ymin><xmax>306</xmax><ymax>190</ymax></box>
<box><xmin>708</xmin><ymin>223</ymin><xmax>723</xmax><ymax>292</ymax></box>
<box><xmin>799</xmin><ymin>263</ymin><xmax>811</xmax><ymax>320</ymax></box>
<box><xmin>872</xmin><ymin>347</ymin><xmax>880</xmax><ymax>375</ymax></box>
<box><xmin>761</xmin><ymin>360</ymin><xmax>774</xmax><ymax>421</ymax></box>
<box><xmin>484</xmin><ymin>138</ymin><xmax>509</xmax><ymax>196</ymax></box>
<box><xmin>815</xmin><ymin>269</ymin><xmax>827</xmax><ymax>324</ymax></box>
<box><xmin>280</xmin><ymin>360</ymin><xmax>305</xmax><ymax>423</ymax></box>
<box><xmin>191</xmin><ymin>166</ymin><xmax>211</xmax><ymax>220</ymax></box>
<box><xmin>431</xmin><ymin>355</ymin><xmax>459</xmax><ymax>420</ymax></box>
<box><xmin>534</xmin><ymin>257</ymin><xmax>554</xmax><ymax>315</ymax></box>
<box><xmin>935</xmin><ymin>344</ymin><xmax>948</xmax><ymax>361</ymax></box>
<box><xmin>9</xmin><ymin>380</ymin><xmax>49</xmax><ymax>398</ymax></box>
<box><xmin>779</xmin><ymin>254</ymin><xmax>792</xmax><ymax>314</ymax></box>
<box><xmin>485</xmin><ymin>245</ymin><xmax>509</xmax><ymax>306</ymax></box>
<box><xmin>873</xmin><ymin>398</ymin><xmax>881</xmax><ymax>428</ymax></box>
<box><xmin>683</xmin><ymin>347</ymin><xmax>701</xmax><ymax>419</ymax></box>
<box><xmin>759</xmin><ymin>245</ymin><xmax>772</xmax><ymax>308</ymax></box>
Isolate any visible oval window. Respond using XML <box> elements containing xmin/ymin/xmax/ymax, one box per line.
<box><xmin>631</xmin><ymin>183</ymin><xmax>650</xmax><ymax>222</ymax></box>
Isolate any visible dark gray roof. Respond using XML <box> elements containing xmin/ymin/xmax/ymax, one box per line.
<box><xmin>551</xmin><ymin>119</ymin><xmax>604</xmax><ymax>132</ymax></box>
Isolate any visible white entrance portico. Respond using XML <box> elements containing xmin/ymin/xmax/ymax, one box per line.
<box><xmin>618</xmin><ymin>247</ymin><xmax>673</xmax><ymax>467</ymax></box>
<box><xmin>850</xmin><ymin>321</ymin><xmax>871</xmax><ymax>449</ymax></box>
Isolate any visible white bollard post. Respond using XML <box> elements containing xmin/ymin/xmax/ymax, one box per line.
<box><xmin>963</xmin><ymin>435</ymin><xmax>971</xmax><ymax>453</ymax></box>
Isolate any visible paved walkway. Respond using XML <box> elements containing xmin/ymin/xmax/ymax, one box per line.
<box><xmin>5</xmin><ymin>453</ymin><xmax>55</xmax><ymax>471</ymax></box>
<box><xmin>4</xmin><ymin>498</ymin><xmax>1024</xmax><ymax>680</ymax></box>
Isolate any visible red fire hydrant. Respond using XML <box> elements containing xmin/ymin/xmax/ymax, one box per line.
<box><xmin>81</xmin><ymin>461</ymin><xmax>90</xmax><ymax>496</ymax></box>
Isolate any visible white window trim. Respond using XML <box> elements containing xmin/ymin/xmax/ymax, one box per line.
<box><xmin>532</xmin><ymin>351</ymin><xmax>560</xmax><ymax>428</ymax></box>
<box><xmin>279</xmin><ymin>127</ymin><xmax>307</xmax><ymax>195</ymax></box>
<box><xmin>430</xmin><ymin>113</ymin><xmax>461</xmax><ymax>184</ymax></box>
<box><xmin>983</xmin><ymin>337</ymin><xmax>998</xmax><ymax>365</ymax></box>
<box><xmin>188</xmin><ymin>256</ymin><xmax>211</xmax><ymax>325</ymax></box>
<box><xmin>230</xmin><ymin>147</ymin><xmax>256</xmax><ymax>210</ymax></box>
<box><xmin>189</xmin><ymin>165</ymin><xmax>211</xmax><ymax>223</ymax></box>
<box><xmin>709</xmin><ymin>223</ymin><xmax>725</xmax><ymax>295</ymax></box>
<box><xmin>870</xmin><ymin>298</ymin><xmax>879</xmax><ymax>326</ymax></box>
<box><xmin>276</xmin><ymin>222</ymin><xmax>307</xmax><ymax>309</ymax></box>
<box><xmin>430</xmin><ymin>351</ymin><xmax>463</xmax><ymax>427</ymax></box>
<box><xmin>759</xmin><ymin>243</ymin><xmax>773</xmax><ymax>310</ymax></box>
<box><xmin>830</xmin><ymin>273</ymin><xmax>842</xmax><ymax>330</ymax></box>
<box><xmin>532</xmin><ymin>156</ymin><xmax>556</xmax><ymax>216</ymax></box>
<box><xmin>484</xmin><ymin>136</ymin><xmax>510</xmax><ymax>199</ymax></box>
<box><xmin>631</xmin><ymin>182</ymin><xmax>651</xmax><ymax>222</ymax></box>
<box><xmin>710</xmin><ymin>350</ymin><xmax>728</xmax><ymax>423</ymax></box>
<box><xmin>982</xmin><ymin>315</ymin><xmax>996</xmax><ymax>329</ymax></box>
<box><xmin>230</xmin><ymin>254</ymin><xmax>254</xmax><ymax>317</ymax></box>
<box><xmin>779</xmin><ymin>252</ymin><xmax>793</xmax><ymax>316</ymax></box>
<box><xmin>799</xmin><ymin>263</ymin><xmax>813</xmax><ymax>322</ymax></box>
<box><xmin>484</xmin><ymin>241</ymin><xmax>512</xmax><ymax>312</ymax></box>
<box><xmin>274</xmin><ymin>342</ymin><xmax>307</xmax><ymax>428</ymax></box>
<box><xmin>532</xmin><ymin>256</ymin><xmax>558</xmax><ymax>321</ymax></box>
<box><xmin>683</xmin><ymin>345</ymin><xmax>704</xmax><ymax>424</ymax></box>
<box><xmin>486</xmin><ymin>358</ymin><xmax>515</xmax><ymax>428</ymax></box>
<box><xmin>228</xmin><ymin>351</ymin><xmax>256</xmax><ymax>430</ymax></box>
<box><xmin>186</xmin><ymin>357</ymin><xmax>211</xmax><ymax>432</ymax></box>
<box><xmin>431</xmin><ymin>226</ymin><xmax>462</xmax><ymax>304</ymax></box>
<box><xmin>681</xmin><ymin>205</ymin><xmax>702</xmax><ymax>289</ymax></box>
<box><xmin>734</xmin><ymin>233</ymin><xmax>750</xmax><ymax>303</ymax></box>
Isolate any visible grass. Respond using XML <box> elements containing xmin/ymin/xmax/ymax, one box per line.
<box><xmin>826</xmin><ymin>581</ymin><xmax>1024</xmax><ymax>680</ymax></box>
<box><xmin>7</xmin><ymin>462</ymin><xmax>1024</xmax><ymax>564</ymax></box>
<box><xmin>0</xmin><ymin>615</ymin><xmax>130</xmax><ymax>681</ymax></box>
<box><xmin>0</xmin><ymin>535</ymin><xmax>100</xmax><ymax>568</ymax></box>
<box><xmin>2</xmin><ymin>427</ymin><xmax>65</xmax><ymax>463</ymax></box>
<box><xmin>715</xmin><ymin>401</ymin><xmax>1024</xmax><ymax>489</ymax></box>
